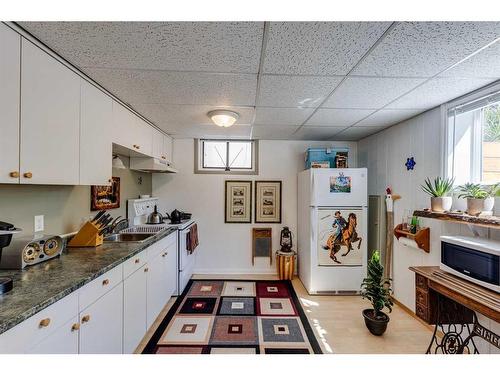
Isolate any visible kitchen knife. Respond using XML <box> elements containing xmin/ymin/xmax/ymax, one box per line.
<box><xmin>92</xmin><ymin>210</ymin><xmax>106</xmax><ymax>223</ymax></box>
<box><xmin>96</xmin><ymin>214</ymin><xmax>111</xmax><ymax>227</ymax></box>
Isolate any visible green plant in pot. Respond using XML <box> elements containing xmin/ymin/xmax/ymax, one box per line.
<box><xmin>360</xmin><ymin>251</ymin><xmax>393</xmax><ymax>336</ymax></box>
<box><xmin>457</xmin><ymin>183</ymin><xmax>497</xmax><ymax>216</ymax></box>
<box><xmin>421</xmin><ymin>177</ymin><xmax>454</xmax><ymax>212</ymax></box>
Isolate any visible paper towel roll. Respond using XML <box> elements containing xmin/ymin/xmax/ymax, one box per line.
<box><xmin>398</xmin><ymin>236</ymin><xmax>419</xmax><ymax>249</ymax></box>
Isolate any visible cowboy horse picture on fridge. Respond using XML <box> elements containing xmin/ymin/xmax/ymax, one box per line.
<box><xmin>317</xmin><ymin>209</ymin><xmax>363</xmax><ymax>266</ymax></box>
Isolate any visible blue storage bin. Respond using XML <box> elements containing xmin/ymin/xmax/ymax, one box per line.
<box><xmin>305</xmin><ymin>148</ymin><xmax>349</xmax><ymax>169</ymax></box>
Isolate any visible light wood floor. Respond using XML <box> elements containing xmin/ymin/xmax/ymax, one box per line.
<box><xmin>136</xmin><ymin>274</ymin><xmax>433</xmax><ymax>354</ymax></box>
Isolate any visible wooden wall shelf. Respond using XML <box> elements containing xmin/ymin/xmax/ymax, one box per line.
<box><xmin>413</xmin><ymin>210</ymin><xmax>500</xmax><ymax>230</ymax></box>
<box><xmin>393</xmin><ymin>224</ymin><xmax>430</xmax><ymax>253</ymax></box>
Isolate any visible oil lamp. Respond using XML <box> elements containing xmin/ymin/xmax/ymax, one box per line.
<box><xmin>280</xmin><ymin>226</ymin><xmax>293</xmax><ymax>253</ymax></box>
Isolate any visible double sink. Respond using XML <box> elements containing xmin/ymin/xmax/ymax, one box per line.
<box><xmin>103</xmin><ymin>233</ymin><xmax>154</xmax><ymax>243</ymax></box>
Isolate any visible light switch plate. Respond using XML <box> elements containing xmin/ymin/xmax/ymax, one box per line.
<box><xmin>34</xmin><ymin>215</ymin><xmax>44</xmax><ymax>232</ymax></box>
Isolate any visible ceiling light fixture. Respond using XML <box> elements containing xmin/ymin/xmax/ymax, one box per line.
<box><xmin>208</xmin><ymin>110</ymin><xmax>239</xmax><ymax>128</ymax></box>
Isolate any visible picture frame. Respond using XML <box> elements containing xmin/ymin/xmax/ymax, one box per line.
<box><xmin>225</xmin><ymin>180</ymin><xmax>252</xmax><ymax>223</ymax></box>
<box><xmin>90</xmin><ymin>177</ymin><xmax>120</xmax><ymax>211</ymax></box>
<box><xmin>255</xmin><ymin>181</ymin><xmax>282</xmax><ymax>223</ymax></box>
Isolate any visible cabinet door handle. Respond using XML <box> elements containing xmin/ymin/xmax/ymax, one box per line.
<box><xmin>144</xmin><ymin>267</ymin><xmax>149</xmax><ymax>272</ymax></box>
<box><xmin>71</xmin><ymin>323</ymin><xmax>80</xmax><ymax>332</ymax></box>
<box><xmin>102</xmin><ymin>279</ymin><xmax>110</xmax><ymax>286</ymax></box>
<box><xmin>9</xmin><ymin>171</ymin><xmax>19</xmax><ymax>178</ymax></box>
<box><xmin>134</xmin><ymin>258</ymin><xmax>140</xmax><ymax>264</ymax></box>
<box><xmin>39</xmin><ymin>318</ymin><xmax>51</xmax><ymax>328</ymax></box>
<box><xmin>23</xmin><ymin>172</ymin><xmax>33</xmax><ymax>179</ymax></box>
<box><xmin>81</xmin><ymin>315</ymin><xmax>90</xmax><ymax>323</ymax></box>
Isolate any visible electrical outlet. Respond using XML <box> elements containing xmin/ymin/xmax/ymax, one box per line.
<box><xmin>34</xmin><ymin>215</ymin><xmax>44</xmax><ymax>232</ymax></box>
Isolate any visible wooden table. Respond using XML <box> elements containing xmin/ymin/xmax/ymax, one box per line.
<box><xmin>410</xmin><ymin>266</ymin><xmax>500</xmax><ymax>354</ymax></box>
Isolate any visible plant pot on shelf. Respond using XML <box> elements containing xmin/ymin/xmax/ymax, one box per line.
<box><xmin>430</xmin><ymin>196</ymin><xmax>452</xmax><ymax>212</ymax></box>
<box><xmin>467</xmin><ymin>198</ymin><xmax>486</xmax><ymax>216</ymax></box>
<box><xmin>362</xmin><ymin>309</ymin><xmax>390</xmax><ymax>336</ymax></box>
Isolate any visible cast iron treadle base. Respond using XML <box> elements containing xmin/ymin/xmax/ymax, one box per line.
<box><xmin>425</xmin><ymin>294</ymin><xmax>500</xmax><ymax>354</ymax></box>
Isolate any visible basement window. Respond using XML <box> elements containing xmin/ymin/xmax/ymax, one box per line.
<box><xmin>445</xmin><ymin>87</ymin><xmax>500</xmax><ymax>185</ymax></box>
<box><xmin>195</xmin><ymin>139</ymin><xmax>259</xmax><ymax>174</ymax></box>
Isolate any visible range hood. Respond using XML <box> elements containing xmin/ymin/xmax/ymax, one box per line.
<box><xmin>129</xmin><ymin>157</ymin><xmax>178</xmax><ymax>173</ymax></box>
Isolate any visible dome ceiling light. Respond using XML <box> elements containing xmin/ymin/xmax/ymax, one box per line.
<box><xmin>208</xmin><ymin>110</ymin><xmax>239</xmax><ymax>128</ymax></box>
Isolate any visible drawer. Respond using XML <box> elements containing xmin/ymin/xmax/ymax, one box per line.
<box><xmin>0</xmin><ymin>292</ymin><xmax>78</xmax><ymax>353</ymax></box>
<box><xmin>416</xmin><ymin>274</ymin><xmax>428</xmax><ymax>290</ymax></box>
<box><xmin>123</xmin><ymin>249</ymin><xmax>149</xmax><ymax>279</ymax></box>
<box><xmin>415</xmin><ymin>303</ymin><xmax>430</xmax><ymax>323</ymax></box>
<box><xmin>147</xmin><ymin>233</ymin><xmax>177</xmax><ymax>260</ymax></box>
<box><xmin>79</xmin><ymin>265</ymin><xmax>123</xmax><ymax>310</ymax></box>
<box><xmin>415</xmin><ymin>288</ymin><xmax>429</xmax><ymax>307</ymax></box>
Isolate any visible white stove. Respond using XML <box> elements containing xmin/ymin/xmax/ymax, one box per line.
<box><xmin>126</xmin><ymin>198</ymin><xmax>197</xmax><ymax>295</ymax></box>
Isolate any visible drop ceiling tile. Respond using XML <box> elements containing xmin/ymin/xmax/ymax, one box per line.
<box><xmin>332</xmin><ymin>126</ymin><xmax>386</xmax><ymax>141</ymax></box>
<box><xmin>19</xmin><ymin>22</ymin><xmax>264</xmax><ymax>73</ymax></box>
<box><xmin>257</xmin><ymin>75</ymin><xmax>343</xmax><ymax>108</ymax></box>
<box><xmin>251</xmin><ymin>125</ymin><xmax>300</xmax><ymax>140</ymax></box>
<box><xmin>293</xmin><ymin>126</ymin><xmax>347</xmax><ymax>140</ymax></box>
<box><xmin>354</xmin><ymin>22</ymin><xmax>500</xmax><ymax>77</ymax></box>
<box><xmin>263</xmin><ymin>22</ymin><xmax>391</xmax><ymax>75</ymax></box>
<box><xmin>254</xmin><ymin>107</ymin><xmax>314</xmax><ymax>126</ymax></box>
<box><xmin>355</xmin><ymin>109</ymin><xmax>424</xmax><ymax>127</ymax></box>
<box><xmin>305</xmin><ymin>108</ymin><xmax>374</xmax><ymax>127</ymax></box>
<box><xmin>133</xmin><ymin>104</ymin><xmax>254</xmax><ymax>130</ymax></box>
<box><xmin>168</xmin><ymin>125</ymin><xmax>252</xmax><ymax>139</ymax></box>
<box><xmin>386</xmin><ymin>77</ymin><xmax>495</xmax><ymax>109</ymax></box>
<box><xmin>322</xmin><ymin>77</ymin><xmax>425</xmax><ymax>109</ymax></box>
<box><xmin>85</xmin><ymin>68</ymin><xmax>257</xmax><ymax>106</ymax></box>
<box><xmin>440</xmin><ymin>41</ymin><xmax>500</xmax><ymax>79</ymax></box>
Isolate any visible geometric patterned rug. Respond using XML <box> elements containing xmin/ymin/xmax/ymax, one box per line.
<box><xmin>142</xmin><ymin>279</ymin><xmax>322</xmax><ymax>354</ymax></box>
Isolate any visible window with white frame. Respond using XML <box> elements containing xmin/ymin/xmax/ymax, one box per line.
<box><xmin>445</xmin><ymin>88</ymin><xmax>500</xmax><ymax>186</ymax></box>
<box><xmin>195</xmin><ymin>139</ymin><xmax>258</xmax><ymax>174</ymax></box>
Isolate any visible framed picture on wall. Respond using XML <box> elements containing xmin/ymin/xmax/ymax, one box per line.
<box><xmin>225</xmin><ymin>180</ymin><xmax>252</xmax><ymax>223</ymax></box>
<box><xmin>255</xmin><ymin>181</ymin><xmax>282</xmax><ymax>223</ymax></box>
<box><xmin>91</xmin><ymin>177</ymin><xmax>120</xmax><ymax>211</ymax></box>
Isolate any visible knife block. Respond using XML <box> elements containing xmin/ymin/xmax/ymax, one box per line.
<box><xmin>68</xmin><ymin>221</ymin><xmax>104</xmax><ymax>247</ymax></box>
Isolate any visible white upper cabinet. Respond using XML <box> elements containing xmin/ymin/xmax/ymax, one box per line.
<box><xmin>152</xmin><ymin>127</ymin><xmax>164</xmax><ymax>159</ymax></box>
<box><xmin>112</xmin><ymin>101</ymin><xmax>153</xmax><ymax>157</ymax></box>
<box><xmin>0</xmin><ymin>24</ymin><xmax>20</xmax><ymax>184</ymax></box>
<box><xmin>112</xmin><ymin>100</ymin><xmax>136</xmax><ymax>150</ymax></box>
<box><xmin>20</xmin><ymin>39</ymin><xmax>80</xmax><ymax>185</ymax></box>
<box><xmin>80</xmin><ymin>81</ymin><xmax>113</xmax><ymax>185</ymax></box>
<box><xmin>134</xmin><ymin>117</ymin><xmax>153</xmax><ymax>156</ymax></box>
<box><xmin>163</xmin><ymin>134</ymin><xmax>173</xmax><ymax>163</ymax></box>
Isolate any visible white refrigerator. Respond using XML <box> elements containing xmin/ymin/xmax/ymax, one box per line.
<box><xmin>298</xmin><ymin>168</ymin><xmax>368</xmax><ymax>294</ymax></box>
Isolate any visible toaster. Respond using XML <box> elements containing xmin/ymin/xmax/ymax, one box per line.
<box><xmin>0</xmin><ymin>235</ymin><xmax>64</xmax><ymax>269</ymax></box>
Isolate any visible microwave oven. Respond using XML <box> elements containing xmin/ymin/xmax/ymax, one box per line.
<box><xmin>440</xmin><ymin>235</ymin><xmax>499</xmax><ymax>293</ymax></box>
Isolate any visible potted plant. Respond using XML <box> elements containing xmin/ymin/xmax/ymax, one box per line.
<box><xmin>457</xmin><ymin>183</ymin><xmax>496</xmax><ymax>216</ymax></box>
<box><xmin>360</xmin><ymin>251</ymin><xmax>393</xmax><ymax>336</ymax></box>
<box><xmin>421</xmin><ymin>177</ymin><xmax>455</xmax><ymax>212</ymax></box>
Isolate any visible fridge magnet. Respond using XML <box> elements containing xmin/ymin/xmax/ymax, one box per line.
<box><xmin>225</xmin><ymin>180</ymin><xmax>252</xmax><ymax>223</ymax></box>
<box><xmin>317</xmin><ymin>209</ymin><xmax>363</xmax><ymax>266</ymax></box>
<box><xmin>330</xmin><ymin>173</ymin><xmax>351</xmax><ymax>193</ymax></box>
<box><xmin>90</xmin><ymin>177</ymin><xmax>120</xmax><ymax>211</ymax></box>
<box><xmin>252</xmin><ymin>228</ymin><xmax>272</xmax><ymax>265</ymax></box>
<box><xmin>405</xmin><ymin>157</ymin><xmax>416</xmax><ymax>170</ymax></box>
<box><xmin>255</xmin><ymin>181</ymin><xmax>282</xmax><ymax>223</ymax></box>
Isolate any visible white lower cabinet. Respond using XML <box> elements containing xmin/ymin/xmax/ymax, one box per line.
<box><xmin>123</xmin><ymin>266</ymin><xmax>148</xmax><ymax>354</ymax></box>
<box><xmin>0</xmin><ymin>233</ymin><xmax>178</xmax><ymax>354</ymax></box>
<box><xmin>79</xmin><ymin>283</ymin><xmax>123</xmax><ymax>354</ymax></box>
<box><xmin>27</xmin><ymin>318</ymin><xmax>79</xmax><ymax>354</ymax></box>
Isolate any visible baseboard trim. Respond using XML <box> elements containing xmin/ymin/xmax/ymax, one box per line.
<box><xmin>391</xmin><ymin>297</ymin><xmax>436</xmax><ymax>334</ymax></box>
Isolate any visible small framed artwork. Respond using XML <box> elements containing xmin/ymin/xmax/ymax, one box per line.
<box><xmin>255</xmin><ymin>181</ymin><xmax>282</xmax><ymax>223</ymax></box>
<box><xmin>91</xmin><ymin>177</ymin><xmax>120</xmax><ymax>211</ymax></box>
<box><xmin>225</xmin><ymin>180</ymin><xmax>252</xmax><ymax>223</ymax></box>
<box><xmin>330</xmin><ymin>172</ymin><xmax>351</xmax><ymax>193</ymax></box>
<box><xmin>252</xmin><ymin>228</ymin><xmax>272</xmax><ymax>265</ymax></box>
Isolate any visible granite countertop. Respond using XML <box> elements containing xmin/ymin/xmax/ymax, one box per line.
<box><xmin>0</xmin><ymin>227</ymin><xmax>177</xmax><ymax>335</ymax></box>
